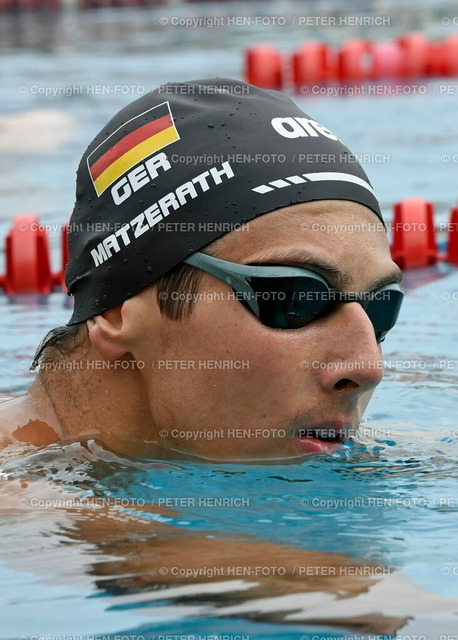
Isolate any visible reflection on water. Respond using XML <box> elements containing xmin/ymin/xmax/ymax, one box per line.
<box><xmin>1</xmin><ymin>432</ymin><xmax>458</xmax><ymax>636</ymax></box>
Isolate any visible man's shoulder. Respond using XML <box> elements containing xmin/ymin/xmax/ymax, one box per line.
<box><xmin>0</xmin><ymin>397</ymin><xmax>17</xmax><ymax>449</ymax></box>
<box><xmin>0</xmin><ymin>396</ymin><xmax>33</xmax><ymax>450</ymax></box>
<box><xmin>0</xmin><ymin>395</ymin><xmax>62</xmax><ymax>451</ymax></box>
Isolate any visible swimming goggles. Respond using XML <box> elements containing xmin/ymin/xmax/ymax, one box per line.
<box><xmin>183</xmin><ymin>252</ymin><xmax>404</xmax><ymax>343</ymax></box>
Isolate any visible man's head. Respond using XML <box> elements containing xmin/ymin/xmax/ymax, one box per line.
<box><xmin>32</xmin><ymin>78</ymin><xmax>403</xmax><ymax>461</ymax></box>
<box><xmin>82</xmin><ymin>198</ymin><xmax>401</xmax><ymax>460</ymax></box>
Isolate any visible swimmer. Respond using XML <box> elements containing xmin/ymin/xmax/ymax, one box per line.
<box><xmin>0</xmin><ymin>77</ymin><xmax>404</xmax><ymax>461</ymax></box>
<box><xmin>4</xmin><ymin>79</ymin><xmax>458</xmax><ymax>637</ymax></box>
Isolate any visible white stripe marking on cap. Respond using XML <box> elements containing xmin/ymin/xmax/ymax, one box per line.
<box><xmin>252</xmin><ymin>171</ymin><xmax>374</xmax><ymax>196</ymax></box>
<box><xmin>252</xmin><ymin>184</ymin><xmax>274</xmax><ymax>194</ymax></box>
<box><xmin>286</xmin><ymin>175</ymin><xmax>307</xmax><ymax>184</ymax></box>
<box><xmin>303</xmin><ymin>172</ymin><xmax>375</xmax><ymax>196</ymax></box>
<box><xmin>269</xmin><ymin>179</ymin><xmax>291</xmax><ymax>188</ymax></box>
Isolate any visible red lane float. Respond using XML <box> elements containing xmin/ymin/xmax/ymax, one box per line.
<box><xmin>427</xmin><ymin>41</ymin><xmax>445</xmax><ymax>77</ymax></box>
<box><xmin>442</xmin><ymin>35</ymin><xmax>458</xmax><ymax>77</ymax></box>
<box><xmin>246</xmin><ymin>33</ymin><xmax>458</xmax><ymax>92</ymax></box>
<box><xmin>371</xmin><ymin>41</ymin><xmax>403</xmax><ymax>79</ymax></box>
<box><xmin>292</xmin><ymin>42</ymin><xmax>334</xmax><ymax>88</ymax></box>
<box><xmin>337</xmin><ymin>39</ymin><xmax>372</xmax><ymax>82</ymax></box>
<box><xmin>391</xmin><ymin>198</ymin><xmax>438</xmax><ymax>269</ymax></box>
<box><xmin>397</xmin><ymin>33</ymin><xmax>430</xmax><ymax>78</ymax></box>
<box><xmin>52</xmin><ymin>223</ymin><xmax>69</xmax><ymax>290</ymax></box>
<box><xmin>245</xmin><ymin>45</ymin><xmax>283</xmax><ymax>90</ymax></box>
<box><xmin>4</xmin><ymin>214</ymin><xmax>52</xmax><ymax>294</ymax></box>
<box><xmin>446</xmin><ymin>207</ymin><xmax>458</xmax><ymax>265</ymax></box>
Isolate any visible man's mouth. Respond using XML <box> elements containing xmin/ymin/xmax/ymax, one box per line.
<box><xmin>294</xmin><ymin>421</ymin><xmax>350</xmax><ymax>454</ymax></box>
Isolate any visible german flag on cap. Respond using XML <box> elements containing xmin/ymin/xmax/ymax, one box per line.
<box><xmin>87</xmin><ymin>101</ymin><xmax>180</xmax><ymax>196</ymax></box>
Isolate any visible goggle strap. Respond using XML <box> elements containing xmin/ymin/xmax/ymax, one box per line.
<box><xmin>184</xmin><ymin>253</ymin><xmax>260</xmax><ymax>315</ymax></box>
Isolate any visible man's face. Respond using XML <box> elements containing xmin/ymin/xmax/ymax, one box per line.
<box><xmin>129</xmin><ymin>200</ymin><xmax>402</xmax><ymax>461</ymax></box>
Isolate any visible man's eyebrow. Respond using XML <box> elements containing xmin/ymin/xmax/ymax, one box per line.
<box><xmin>365</xmin><ymin>270</ymin><xmax>403</xmax><ymax>292</ymax></box>
<box><xmin>245</xmin><ymin>248</ymin><xmax>403</xmax><ymax>291</ymax></box>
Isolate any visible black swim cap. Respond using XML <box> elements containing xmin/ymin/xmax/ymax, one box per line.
<box><xmin>66</xmin><ymin>77</ymin><xmax>384</xmax><ymax>324</ymax></box>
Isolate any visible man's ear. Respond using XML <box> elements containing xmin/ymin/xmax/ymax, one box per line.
<box><xmin>86</xmin><ymin>304</ymin><xmax>130</xmax><ymax>360</ymax></box>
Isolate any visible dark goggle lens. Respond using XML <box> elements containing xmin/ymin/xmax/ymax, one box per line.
<box><xmin>244</xmin><ymin>276</ymin><xmax>332</xmax><ymax>330</ymax></box>
<box><xmin>362</xmin><ymin>287</ymin><xmax>404</xmax><ymax>343</ymax></box>
<box><xmin>241</xmin><ymin>276</ymin><xmax>403</xmax><ymax>341</ymax></box>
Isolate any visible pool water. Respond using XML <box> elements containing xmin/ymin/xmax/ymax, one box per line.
<box><xmin>1</xmin><ymin>1</ymin><xmax>458</xmax><ymax>637</ymax></box>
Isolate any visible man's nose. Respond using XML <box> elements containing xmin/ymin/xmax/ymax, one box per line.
<box><xmin>316</xmin><ymin>302</ymin><xmax>384</xmax><ymax>394</ymax></box>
